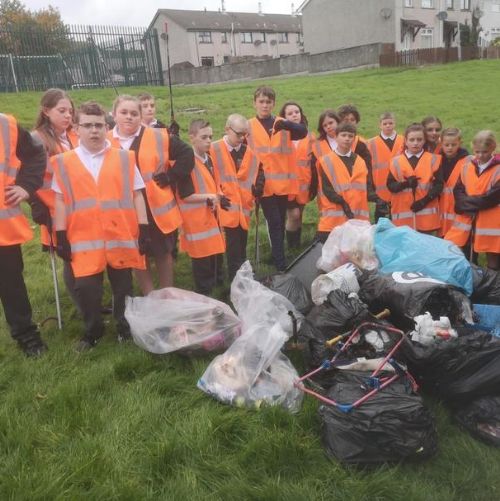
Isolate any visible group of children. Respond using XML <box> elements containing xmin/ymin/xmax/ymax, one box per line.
<box><xmin>1</xmin><ymin>85</ymin><xmax>499</xmax><ymax>357</ymax></box>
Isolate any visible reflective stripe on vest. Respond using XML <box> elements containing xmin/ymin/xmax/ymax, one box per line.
<box><xmin>100</xmin><ymin>150</ymin><xmax>134</xmax><ymax>210</ymax></box>
<box><xmin>475</xmin><ymin>228</ymin><xmax>500</xmax><ymax>236</ymax></box>
<box><xmin>184</xmin><ymin>226</ymin><xmax>221</xmax><ymax>242</ymax></box>
<box><xmin>152</xmin><ymin>128</ymin><xmax>166</xmax><ymax>171</ymax></box>
<box><xmin>0</xmin><ymin>206</ymin><xmax>23</xmax><ymax>219</ymax></box>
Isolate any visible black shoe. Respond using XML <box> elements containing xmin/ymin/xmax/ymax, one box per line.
<box><xmin>22</xmin><ymin>340</ymin><xmax>48</xmax><ymax>358</ymax></box>
<box><xmin>117</xmin><ymin>330</ymin><xmax>132</xmax><ymax>343</ymax></box>
<box><xmin>76</xmin><ymin>338</ymin><xmax>97</xmax><ymax>353</ymax></box>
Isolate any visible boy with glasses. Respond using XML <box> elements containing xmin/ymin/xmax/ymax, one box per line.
<box><xmin>210</xmin><ymin>114</ymin><xmax>264</xmax><ymax>281</ymax></box>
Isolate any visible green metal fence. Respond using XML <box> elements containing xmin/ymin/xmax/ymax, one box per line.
<box><xmin>0</xmin><ymin>24</ymin><xmax>164</xmax><ymax>92</ymax></box>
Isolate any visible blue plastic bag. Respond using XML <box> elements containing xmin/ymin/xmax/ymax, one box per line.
<box><xmin>473</xmin><ymin>304</ymin><xmax>500</xmax><ymax>337</ymax></box>
<box><xmin>374</xmin><ymin>218</ymin><xmax>473</xmax><ymax>295</ymax></box>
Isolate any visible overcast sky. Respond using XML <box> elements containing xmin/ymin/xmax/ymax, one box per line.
<box><xmin>22</xmin><ymin>1</ymin><xmax>299</xmax><ymax>27</ymax></box>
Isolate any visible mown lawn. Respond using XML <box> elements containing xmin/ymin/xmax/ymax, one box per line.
<box><xmin>1</xmin><ymin>60</ymin><xmax>500</xmax><ymax>500</ymax></box>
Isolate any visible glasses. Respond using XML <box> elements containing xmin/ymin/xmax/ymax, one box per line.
<box><xmin>79</xmin><ymin>122</ymin><xmax>106</xmax><ymax>130</ymax></box>
<box><xmin>229</xmin><ymin>127</ymin><xmax>248</xmax><ymax>138</ymax></box>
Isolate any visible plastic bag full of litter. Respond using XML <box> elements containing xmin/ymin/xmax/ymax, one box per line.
<box><xmin>198</xmin><ymin>262</ymin><xmax>303</xmax><ymax>412</ymax></box>
<box><xmin>125</xmin><ymin>287</ymin><xmax>241</xmax><ymax>355</ymax></box>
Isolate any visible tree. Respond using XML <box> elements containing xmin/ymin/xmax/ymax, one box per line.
<box><xmin>0</xmin><ymin>0</ymin><xmax>69</xmax><ymax>55</ymax></box>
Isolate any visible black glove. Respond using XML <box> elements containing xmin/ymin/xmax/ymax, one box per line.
<box><xmin>153</xmin><ymin>171</ymin><xmax>172</xmax><ymax>188</ymax></box>
<box><xmin>168</xmin><ymin>120</ymin><xmax>180</xmax><ymax>137</ymax></box>
<box><xmin>406</xmin><ymin>175</ymin><xmax>419</xmax><ymax>190</ymax></box>
<box><xmin>341</xmin><ymin>200</ymin><xmax>354</xmax><ymax>219</ymax></box>
<box><xmin>55</xmin><ymin>231</ymin><xmax>72</xmax><ymax>262</ymax></box>
<box><xmin>138</xmin><ymin>224</ymin><xmax>152</xmax><ymax>256</ymax></box>
<box><xmin>273</xmin><ymin>120</ymin><xmax>286</xmax><ymax>132</ymax></box>
<box><xmin>30</xmin><ymin>198</ymin><xmax>51</xmax><ymax>226</ymax></box>
<box><xmin>251</xmin><ymin>183</ymin><xmax>263</xmax><ymax>199</ymax></box>
<box><xmin>219</xmin><ymin>195</ymin><xmax>231</xmax><ymax>210</ymax></box>
<box><xmin>410</xmin><ymin>199</ymin><xmax>427</xmax><ymax>213</ymax></box>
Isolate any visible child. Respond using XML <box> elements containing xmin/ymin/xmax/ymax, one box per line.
<box><xmin>438</xmin><ymin>128</ymin><xmax>470</xmax><ymax>236</ymax></box>
<box><xmin>30</xmin><ymin>88</ymin><xmax>80</xmax><ymax>310</ymax></box>
<box><xmin>179</xmin><ymin>119</ymin><xmax>226</xmax><ymax>294</ymax></box>
<box><xmin>109</xmin><ymin>95</ymin><xmax>194</xmax><ymax>294</ymax></box>
<box><xmin>315</xmin><ymin>122</ymin><xmax>369</xmax><ymax>243</ymax></box>
<box><xmin>422</xmin><ymin>116</ymin><xmax>443</xmax><ymax>154</ymax></box>
<box><xmin>137</xmin><ymin>92</ymin><xmax>167</xmax><ymax>129</ymax></box>
<box><xmin>387</xmin><ymin>123</ymin><xmax>443</xmax><ymax>233</ymax></box>
<box><xmin>0</xmin><ymin>112</ymin><xmax>47</xmax><ymax>356</ymax></box>
<box><xmin>51</xmin><ymin>101</ymin><xmax>150</xmax><ymax>351</ymax></box>
<box><xmin>446</xmin><ymin>130</ymin><xmax>500</xmax><ymax>270</ymax></box>
<box><xmin>279</xmin><ymin>101</ymin><xmax>314</xmax><ymax>249</ymax></box>
<box><xmin>314</xmin><ymin>109</ymin><xmax>340</xmax><ymax>159</ymax></box>
<box><xmin>210</xmin><ymin>114</ymin><xmax>263</xmax><ymax>282</ymax></box>
<box><xmin>247</xmin><ymin>86</ymin><xmax>307</xmax><ymax>271</ymax></box>
<box><xmin>367</xmin><ymin>112</ymin><xmax>405</xmax><ymax>222</ymax></box>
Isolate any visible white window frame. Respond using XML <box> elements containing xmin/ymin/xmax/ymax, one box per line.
<box><xmin>198</xmin><ymin>31</ymin><xmax>212</xmax><ymax>44</ymax></box>
<box><xmin>460</xmin><ymin>0</ymin><xmax>471</xmax><ymax>10</ymax></box>
<box><xmin>421</xmin><ymin>0</ymin><xmax>434</xmax><ymax>9</ymax></box>
<box><xmin>420</xmin><ymin>27</ymin><xmax>434</xmax><ymax>48</ymax></box>
<box><xmin>240</xmin><ymin>32</ymin><xmax>253</xmax><ymax>44</ymax></box>
<box><xmin>404</xmin><ymin>0</ymin><xmax>413</xmax><ymax>7</ymax></box>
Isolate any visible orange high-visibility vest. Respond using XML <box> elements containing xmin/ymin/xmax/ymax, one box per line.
<box><xmin>210</xmin><ymin>140</ymin><xmax>259</xmax><ymax>230</ymax></box>
<box><xmin>247</xmin><ymin>117</ymin><xmax>297</xmax><ymax>197</ymax></box>
<box><xmin>367</xmin><ymin>134</ymin><xmax>405</xmax><ymax>202</ymax></box>
<box><xmin>389</xmin><ymin>152</ymin><xmax>441</xmax><ymax>231</ymax></box>
<box><xmin>439</xmin><ymin>156</ymin><xmax>473</xmax><ymax>237</ymax></box>
<box><xmin>351</xmin><ymin>135</ymin><xmax>367</xmax><ymax>153</ymax></box>
<box><xmin>317</xmin><ymin>151</ymin><xmax>369</xmax><ymax>232</ymax></box>
<box><xmin>52</xmin><ymin>148</ymin><xmax>145</xmax><ymax>278</ymax></box>
<box><xmin>445</xmin><ymin>161</ymin><xmax>500</xmax><ymax>253</ymax></box>
<box><xmin>33</xmin><ymin>129</ymin><xmax>78</xmax><ymax>246</ymax></box>
<box><xmin>108</xmin><ymin>127</ymin><xmax>182</xmax><ymax>234</ymax></box>
<box><xmin>178</xmin><ymin>156</ymin><xmax>225</xmax><ymax>258</ymax></box>
<box><xmin>0</xmin><ymin>113</ymin><xmax>33</xmax><ymax>246</ymax></box>
<box><xmin>313</xmin><ymin>137</ymin><xmax>333</xmax><ymax>161</ymax></box>
<box><xmin>288</xmin><ymin>133</ymin><xmax>314</xmax><ymax>205</ymax></box>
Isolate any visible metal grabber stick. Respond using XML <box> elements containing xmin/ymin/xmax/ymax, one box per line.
<box><xmin>254</xmin><ymin>199</ymin><xmax>261</xmax><ymax>272</ymax></box>
<box><xmin>48</xmin><ymin>221</ymin><xmax>63</xmax><ymax>330</ymax></box>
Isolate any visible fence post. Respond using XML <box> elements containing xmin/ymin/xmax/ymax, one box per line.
<box><xmin>8</xmin><ymin>54</ymin><xmax>19</xmax><ymax>93</ymax></box>
<box><xmin>119</xmin><ymin>37</ymin><xmax>130</xmax><ymax>86</ymax></box>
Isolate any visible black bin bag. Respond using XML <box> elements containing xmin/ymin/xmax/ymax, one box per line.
<box><xmin>358</xmin><ymin>271</ymin><xmax>469</xmax><ymax>331</ymax></box>
<box><xmin>453</xmin><ymin>396</ymin><xmax>500</xmax><ymax>447</ymax></box>
<box><xmin>319</xmin><ymin>370</ymin><xmax>438</xmax><ymax>466</ymax></box>
<box><xmin>471</xmin><ymin>264</ymin><xmax>500</xmax><ymax>305</ymax></box>
<box><xmin>261</xmin><ymin>273</ymin><xmax>313</xmax><ymax>315</ymax></box>
<box><xmin>298</xmin><ymin>289</ymin><xmax>376</xmax><ymax>370</ymax></box>
<box><xmin>400</xmin><ymin>330</ymin><xmax>500</xmax><ymax>405</ymax></box>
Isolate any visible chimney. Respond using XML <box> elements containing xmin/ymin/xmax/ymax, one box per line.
<box><xmin>258</xmin><ymin>2</ymin><xmax>262</xmax><ymax>15</ymax></box>
<box><xmin>221</xmin><ymin>0</ymin><xmax>226</xmax><ymax>13</ymax></box>
<box><xmin>291</xmin><ymin>3</ymin><xmax>295</xmax><ymax>15</ymax></box>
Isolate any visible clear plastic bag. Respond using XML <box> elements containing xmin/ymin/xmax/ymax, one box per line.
<box><xmin>125</xmin><ymin>287</ymin><xmax>241</xmax><ymax>355</ymax></box>
<box><xmin>317</xmin><ymin>220</ymin><xmax>378</xmax><ymax>273</ymax></box>
<box><xmin>198</xmin><ymin>262</ymin><xmax>303</xmax><ymax>412</ymax></box>
<box><xmin>311</xmin><ymin>263</ymin><xmax>361</xmax><ymax>305</ymax></box>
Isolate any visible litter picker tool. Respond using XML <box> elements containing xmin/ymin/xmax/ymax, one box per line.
<box><xmin>161</xmin><ymin>23</ymin><xmax>179</xmax><ymax>136</ymax></box>
<box><xmin>254</xmin><ymin>199</ymin><xmax>261</xmax><ymax>272</ymax></box>
<box><xmin>469</xmin><ymin>215</ymin><xmax>476</xmax><ymax>264</ymax></box>
<box><xmin>411</xmin><ymin>184</ymin><xmax>417</xmax><ymax>231</ymax></box>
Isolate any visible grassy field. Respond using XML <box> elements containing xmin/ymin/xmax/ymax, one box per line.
<box><xmin>1</xmin><ymin>60</ymin><xmax>500</xmax><ymax>500</ymax></box>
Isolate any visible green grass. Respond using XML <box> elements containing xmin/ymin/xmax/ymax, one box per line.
<box><xmin>1</xmin><ymin>60</ymin><xmax>500</xmax><ymax>500</ymax></box>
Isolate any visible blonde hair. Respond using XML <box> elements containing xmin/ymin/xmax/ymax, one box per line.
<box><xmin>112</xmin><ymin>95</ymin><xmax>141</xmax><ymax>114</ymax></box>
<box><xmin>226</xmin><ymin>113</ymin><xmax>248</xmax><ymax>129</ymax></box>
<box><xmin>472</xmin><ymin>130</ymin><xmax>497</xmax><ymax>151</ymax></box>
<box><xmin>379</xmin><ymin>111</ymin><xmax>395</xmax><ymax>121</ymax></box>
<box><xmin>441</xmin><ymin>127</ymin><xmax>462</xmax><ymax>141</ymax></box>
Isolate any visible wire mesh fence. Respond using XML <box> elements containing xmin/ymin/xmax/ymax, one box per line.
<box><xmin>0</xmin><ymin>24</ymin><xmax>164</xmax><ymax>92</ymax></box>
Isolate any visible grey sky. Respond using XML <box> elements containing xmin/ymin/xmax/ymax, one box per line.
<box><xmin>22</xmin><ymin>1</ymin><xmax>299</xmax><ymax>27</ymax></box>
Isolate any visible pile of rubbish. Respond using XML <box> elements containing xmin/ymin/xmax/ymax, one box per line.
<box><xmin>124</xmin><ymin>218</ymin><xmax>500</xmax><ymax>466</ymax></box>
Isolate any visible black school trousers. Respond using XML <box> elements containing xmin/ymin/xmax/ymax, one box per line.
<box><xmin>224</xmin><ymin>225</ymin><xmax>248</xmax><ymax>282</ymax></box>
<box><xmin>260</xmin><ymin>194</ymin><xmax>288</xmax><ymax>271</ymax></box>
<box><xmin>0</xmin><ymin>244</ymin><xmax>38</xmax><ymax>342</ymax></box>
<box><xmin>191</xmin><ymin>253</ymin><xmax>224</xmax><ymax>295</ymax></box>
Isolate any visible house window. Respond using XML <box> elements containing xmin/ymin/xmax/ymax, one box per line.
<box><xmin>420</xmin><ymin>28</ymin><xmax>433</xmax><ymax>48</ymax></box>
<box><xmin>198</xmin><ymin>32</ymin><xmax>212</xmax><ymax>44</ymax></box>
<box><xmin>493</xmin><ymin>4</ymin><xmax>500</xmax><ymax>13</ymax></box>
<box><xmin>278</xmin><ymin>32</ymin><xmax>289</xmax><ymax>43</ymax></box>
<box><xmin>296</xmin><ymin>32</ymin><xmax>303</xmax><ymax>44</ymax></box>
<box><xmin>446</xmin><ymin>0</ymin><xmax>454</xmax><ymax>9</ymax></box>
<box><xmin>221</xmin><ymin>32</ymin><xmax>228</xmax><ymax>43</ymax></box>
<box><xmin>404</xmin><ymin>0</ymin><xmax>413</xmax><ymax>6</ymax></box>
<box><xmin>240</xmin><ymin>32</ymin><xmax>253</xmax><ymax>43</ymax></box>
<box><xmin>223</xmin><ymin>55</ymin><xmax>230</xmax><ymax>63</ymax></box>
<box><xmin>421</xmin><ymin>0</ymin><xmax>433</xmax><ymax>8</ymax></box>
<box><xmin>201</xmin><ymin>57</ymin><xmax>214</xmax><ymax>67</ymax></box>
<box><xmin>460</xmin><ymin>0</ymin><xmax>470</xmax><ymax>9</ymax></box>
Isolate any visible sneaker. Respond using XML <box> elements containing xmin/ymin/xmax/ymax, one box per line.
<box><xmin>75</xmin><ymin>338</ymin><xmax>97</xmax><ymax>353</ymax></box>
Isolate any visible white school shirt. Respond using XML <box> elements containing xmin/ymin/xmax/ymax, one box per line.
<box><xmin>327</xmin><ymin>136</ymin><xmax>338</xmax><ymax>151</ymax></box>
<box><xmin>223</xmin><ymin>136</ymin><xmax>242</xmax><ymax>153</ymax></box>
<box><xmin>112</xmin><ymin>125</ymin><xmax>142</xmax><ymax>151</ymax></box>
<box><xmin>381</xmin><ymin>132</ymin><xmax>397</xmax><ymax>141</ymax></box>
<box><xmin>52</xmin><ymin>140</ymin><xmax>145</xmax><ymax>193</ymax></box>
